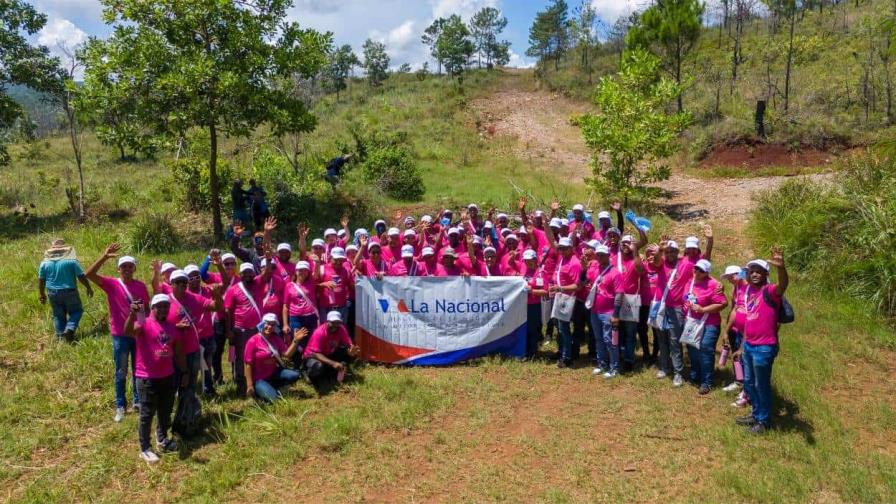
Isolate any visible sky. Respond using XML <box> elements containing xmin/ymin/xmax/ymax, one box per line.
<box><xmin>28</xmin><ymin>0</ymin><xmax>646</xmax><ymax>71</ymax></box>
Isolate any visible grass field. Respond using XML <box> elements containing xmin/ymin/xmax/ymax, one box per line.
<box><xmin>1</xmin><ymin>70</ymin><xmax>895</xmax><ymax>503</ymax></box>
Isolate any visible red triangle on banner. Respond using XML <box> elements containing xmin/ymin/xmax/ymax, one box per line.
<box><xmin>355</xmin><ymin>326</ymin><xmax>431</xmax><ymax>363</ymax></box>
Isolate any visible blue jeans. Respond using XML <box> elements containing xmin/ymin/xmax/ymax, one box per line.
<box><xmin>656</xmin><ymin>307</ymin><xmax>685</xmax><ymax>374</ymax></box>
<box><xmin>526</xmin><ymin>303</ymin><xmax>543</xmax><ymax>358</ymax></box>
<box><xmin>590</xmin><ymin>312</ymin><xmax>618</xmax><ymax>371</ymax></box>
<box><xmin>620</xmin><ymin>320</ymin><xmax>639</xmax><ymax>365</ymax></box>
<box><xmin>743</xmin><ymin>342</ymin><xmax>779</xmax><ymax>424</ymax></box>
<box><xmin>48</xmin><ymin>288</ymin><xmax>83</xmax><ymax>336</ymax></box>
<box><xmin>558</xmin><ymin>320</ymin><xmax>573</xmax><ymax>361</ymax></box>
<box><xmin>199</xmin><ymin>338</ymin><xmax>217</xmax><ymax>394</ymax></box>
<box><xmin>112</xmin><ymin>336</ymin><xmax>138</xmax><ymax>408</ymax></box>
<box><xmin>687</xmin><ymin>324</ymin><xmax>720</xmax><ymax>387</ymax></box>
<box><xmin>253</xmin><ymin>368</ymin><xmax>302</xmax><ymax>403</ymax></box>
<box><xmin>289</xmin><ymin>314</ymin><xmax>319</xmax><ymax>366</ymax></box>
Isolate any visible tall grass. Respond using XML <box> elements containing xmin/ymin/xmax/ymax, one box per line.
<box><xmin>750</xmin><ymin>150</ymin><xmax>896</xmax><ymax>326</ymax></box>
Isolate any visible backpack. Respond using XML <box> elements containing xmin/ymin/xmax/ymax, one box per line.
<box><xmin>173</xmin><ymin>389</ymin><xmax>203</xmax><ymax>437</ymax></box>
<box><xmin>762</xmin><ymin>287</ymin><xmax>795</xmax><ymax>325</ymax></box>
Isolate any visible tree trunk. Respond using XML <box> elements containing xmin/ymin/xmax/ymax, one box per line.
<box><xmin>676</xmin><ymin>41</ymin><xmax>683</xmax><ymax>113</ymax></box>
<box><xmin>783</xmin><ymin>12</ymin><xmax>796</xmax><ymax>113</ymax></box>
<box><xmin>755</xmin><ymin>100</ymin><xmax>766</xmax><ymax>138</ymax></box>
<box><xmin>118</xmin><ymin>143</ymin><xmax>125</xmax><ymax>161</ymax></box>
<box><xmin>885</xmin><ymin>21</ymin><xmax>894</xmax><ymax>124</ymax></box>
<box><xmin>209</xmin><ymin>124</ymin><xmax>223</xmax><ymax>240</ymax></box>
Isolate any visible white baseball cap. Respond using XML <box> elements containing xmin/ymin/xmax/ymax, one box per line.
<box><xmin>239</xmin><ymin>263</ymin><xmax>255</xmax><ymax>273</ymax></box>
<box><xmin>277</xmin><ymin>243</ymin><xmax>292</xmax><ymax>252</ymax></box>
<box><xmin>355</xmin><ymin>228</ymin><xmax>369</xmax><ymax>237</ymax></box>
<box><xmin>695</xmin><ymin>259</ymin><xmax>712</xmax><ymax>273</ymax></box>
<box><xmin>421</xmin><ymin>247</ymin><xmax>435</xmax><ymax>257</ymax></box>
<box><xmin>746</xmin><ymin>259</ymin><xmax>770</xmax><ymax>272</ymax></box>
<box><xmin>505</xmin><ymin>233</ymin><xmax>519</xmax><ymax>242</ymax></box>
<box><xmin>467</xmin><ymin>203</ymin><xmax>479</xmax><ymax>210</ymax></box>
<box><xmin>666</xmin><ymin>240</ymin><xmax>680</xmax><ymax>250</ymax></box>
<box><xmin>558</xmin><ymin>237</ymin><xmax>573</xmax><ymax>248</ymax></box>
<box><xmin>161</xmin><ymin>262</ymin><xmax>176</xmax><ymax>273</ymax></box>
<box><xmin>117</xmin><ymin>256</ymin><xmax>136</xmax><ymax>267</ymax></box>
<box><xmin>523</xmin><ymin>249</ymin><xmax>537</xmax><ymax>260</ymax></box>
<box><xmin>150</xmin><ymin>294</ymin><xmax>171</xmax><ymax>307</ymax></box>
<box><xmin>388</xmin><ymin>227</ymin><xmax>400</xmax><ymax>236</ymax></box>
<box><xmin>421</xmin><ymin>215</ymin><xmax>433</xmax><ymax>223</ymax></box>
<box><xmin>337</xmin><ymin>229</ymin><xmax>347</xmax><ymax>238</ymax></box>
<box><xmin>311</xmin><ymin>238</ymin><xmax>326</xmax><ymax>248</ymax></box>
<box><xmin>585</xmin><ymin>239</ymin><xmax>600</xmax><ymax>250</ymax></box>
<box><xmin>518</xmin><ymin>226</ymin><xmax>528</xmax><ymax>235</ymax></box>
<box><xmin>169</xmin><ymin>269</ymin><xmax>188</xmax><ymax>282</ymax></box>
<box><xmin>723</xmin><ymin>265</ymin><xmax>742</xmax><ymax>277</ymax></box>
<box><xmin>401</xmin><ymin>245</ymin><xmax>415</xmax><ymax>258</ymax></box>
<box><xmin>560</xmin><ymin>218</ymin><xmax>569</xmax><ymax>226</ymax></box>
<box><xmin>685</xmin><ymin>236</ymin><xmax>700</xmax><ymax>249</ymax></box>
<box><xmin>374</xmin><ymin>219</ymin><xmax>386</xmax><ymax>228</ymax></box>
<box><xmin>296</xmin><ymin>261</ymin><xmax>311</xmax><ymax>270</ymax></box>
<box><xmin>330</xmin><ymin>247</ymin><xmax>346</xmax><ymax>259</ymax></box>
<box><xmin>324</xmin><ymin>228</ymin><xmax>337</xmax><ymax>237</ymax></box>
<box><xmin>403</xmin><ymin>216</ymin><xmax>416</xmax><ymax>224</ymax></box>
<box><xmin>598</xmin><ymin>211</ymin><xmax>611</xmax><ymax>220</ymax></box>
<box><xmin>484</xmin><ymin>220</ymin><xmax>494</xmax><ymax>229</ymax></box>
<box><xmin>484</xmin><ymin>246</ymin><xmax>497</xmax><ymax>255</ymax></box>
<box><xmin>534</xmin><ymin>210</ymin><xmax>545</xmax><ymax>217</ymax></box>
<box><xmin>497</xmin><ymin>213</ymin><xmax>508</xmax><ymax>220</ymax></box>
<box><xmin>183</xmin><ymin>264</ymin><xmax>200</xmax><ymax>276</ymax></box>
<box><xmin>447</xmin><ymin>227</ymin><xmax>460</xmax><ymax>236</ymax></box>
<box><xmin>326</xmin><ymin>310</ymin><xmax>343</xmax><ymax>323</ymax></box>
<box><xmin>367</xmin><ymin>241</ymin><xmax>382</xmax><ymax>251</ymax></box>
<box><xmin>595</xmin><ymin>245</ymin><xmax>610</xmax><ymax>255</ymax></box>
<box><xmin>442</xmin><ymin>247</ymin><xmax>457</xmax><ymax>257</ymax></box>
<box><xmin>572</xmin><ymin>204</ymin><xmax>584</xmax><ymax>212</ymax></box>
<box><xmin>621</xmin><ymin>235</ymin><xmax>634</xmax><ymax>243</ymax></box>
<box><xmin>549</xmin><ymin>217</ymin><xmax>562</xmax><ymax>228</ymax></box>
<box><xmin>221</xmin><ymin>253</ymin><xmax>237</xmax><ymax>262</ymax></box>
<box><xmin>262</xmin><ymin>313</ymin><xmax>279</xmax><ymax>325</ymax></box>
<box><xmin>345</xmin><ymin>244</ymin><xmax>358</xmax><ymax>253</ymax></box>
<box><xmin>403</xmin><ymin>229</ymin><xmax>416</xmax><ymax>237</ymax></box>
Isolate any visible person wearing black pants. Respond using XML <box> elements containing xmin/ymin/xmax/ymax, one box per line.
<box><xmin>571</xmin><ymin>299</ymin><xmax>591</xmax><ymax>361</ymax></box>
<box><xmin>638</xmin><ymin>304</ymin><xmax>656</xmax><ymax>366</ymax></box>
<box><xmin>137</xmin><ymin>377</ymin><xmax>176</xmax><ymax>456</ymax></box>
<box><xmin>302</xmin><ymin>311</ymin><xmax>360</xmax><ymax>393</ymax></box>
<box><xmin>212</xmin><ymin>319</ymin><xmax>227</xmax><ymax>386</ymax></box>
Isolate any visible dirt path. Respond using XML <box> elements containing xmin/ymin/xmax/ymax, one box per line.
<box><xmin>471</xmin><ymin>88</ymin><xmax>832</xmax><ymax>226</ymax></box>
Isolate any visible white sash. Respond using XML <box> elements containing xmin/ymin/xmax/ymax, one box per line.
<box><xmin>238</xmin><ymin>281</ymin><xmax>262</xmax><ymax>320</ymax></box>
<box><xmin>585</xmin><ymin>264</ymin><xmax>612</xmax><ymax>310</ymax></box>
<box><xmin>119</xmin><ymin>278</ymin><xmax>145</xmax><ymax>323</ymax></box>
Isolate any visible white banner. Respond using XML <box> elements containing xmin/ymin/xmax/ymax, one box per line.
<box><xmin>355</xmin><ymin>276</ymin><xmax>528</xmax><ymax>365</ymax></box>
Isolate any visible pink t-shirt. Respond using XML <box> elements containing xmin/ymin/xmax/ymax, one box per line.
<box><xmin>168</xmin><ymin>290</ymin><xmax>214</xmax><ymax>353</ymax></box>
<box><xmin>133</xmin><ymin>317</ymin><xmax>180</xmax><ymax>379</ymax></box>
<box><xmin>224</xmin><ymin>280</ymin><xmax>269</xmax><ymax>330</ymax></box>
<box><xmin>586</xmin><ymin>263</ymin><xmax>621</xmax><ymax>314</ymax></box>
<box><xmin>244</xmin><ymin>333</ymin><xmax>287</xmax><ymax>383</ymax></box>
<box><xmin>388</xmin><ymin>259</ymin><xmax>427</xmax><ymax>277</ymax></box>
<box><xmin>99</xmin><ymin>276</ymin><xmax>150</xmax><ymax>336</ymax></box>
<box><xmin>730</xmin><ymin>281</ymin><xmax>747</xmax><ymax>331</ymax></box>
<box><xmin>616</xmin><ymin>253</ymin><xmax>641</xmax><ymax>296</ymax></box>
<box><xmin>318</xmin><ymin>263</ymin><xmax>351</xmax><ymax>308</ymax></box>
<box><xmin>283</xmin><ymin>278</ymin><xmax>317</xmax><ymax>317</ymax></box>
<box><xmin>434</xmin><ymin>263</ymin><xmax>466</xmax><ymax>277</ymax></box>
<box><xmin>303</xmin><ymin>324</ymin><xmax>353</xmax><ymax>358</ymax></box>
<box><xmin>554</xmin><ymin>255</ymin><xmax>582</xmax><ymax>292</ymax></box>
<box><xmin>358</xmin><ymin>258</ymin><xmax>390</xmax><ymax>277</ymax></box>
<box><xmin>654</xmin><ymin>259</ymin><xmax>695</xmax><ymax>308</ymax></box>
<box><xmin>684</xmin><ymin>277</ymin><xmax>727</xmax><ymax>327</ymax></box>
<box><xmin>742</xmin><ymin>283</ymin><xmax>781</xmax><ymax>345</ymax></box>
<box><xmin>521</xmin><ymin>266</ymin><xmax>548</xmax><ymax>304</ymax></box>
<box><xmin>188</xmin><ymin>285</ymin><xmax>216</xmax><ymax>339</ymax></box>
<box><xmin>259</xmin><ymin>276</ymin><xmax>285</xmax><ymax>317</ymax></box>
<box><xmin>274</xmin><ymin>258</ymin><xmax>296</xmax><ymax>281</ymax></box>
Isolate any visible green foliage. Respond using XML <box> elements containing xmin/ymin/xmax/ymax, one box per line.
<box><xmin>437</xmin><ymin>15</ymin><xmax>475</xmax><ymax>76</ymax></box>
<box><xmin>527</xmin><ymin>0</ymin><xmax>570</xmax><ymax>72</ymax></box>
<box><xmin>0</xmin><ymin>0</ymin><xmax>63</xmax><ymax>165</ymax></box>
<box><xmin>362</xmin><ymin>39</ymin><xmax>390</xmax><ymax>87</ymax></box>
<box><xmin>352</xmin><ymin>126</ymin><xmax>424</xmax><ymax>201</ymax></box>
<box><xmin>169</xmin><ymin>156</ymin><xmax>234</xmax><ymax>213</ymax></box>
<box><xmin>469</xmin><ymin>7</ymin><xmax>510</xmax><ymax>69</ymax></box>
<box><xmin>578</xmin><ymin>50</ymin><xmax>690</xmax><ymax>204</ymax></box>
<box><xmin>324</xmin><ymin>44</ymin><xmax>360</xmax><ymax>98</ymax></box>
<box><xmin>422</xmin><ymin>18</ymin><xmax>447</xmax><ymax>75</ymax></box>
<box><xmin>750</xmin><ymin>150</ymin><xmax>896</xmax><ymax>316</ymax></box>
<box><xmin>127</xmin><ymin>212</ymin><xmax>181</xmax><ymax>253</ymax></box>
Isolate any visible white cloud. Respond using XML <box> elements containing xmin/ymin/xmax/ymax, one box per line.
<box><xmin>431</xmin><ymin>0</ymin><xmax>498</xmax><ymax>20</ymax></box>
<box><xmin>38</xmin><ymin>17</ymin><xmax>88</xmax><ymax>54</ymax></box>
<box><xmin>590</xmin><ymin>0</ymin><xmax>645</xmax><ymax>25</ymax></box>
<box><xmin>506</xmin><ymin>49</ymin><xmax>534</xmax><ymax>69</ymax></box>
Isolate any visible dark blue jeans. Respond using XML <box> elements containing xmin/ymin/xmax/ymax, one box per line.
<box><xmin>112</xmin><ymin>336</ymin><xmax>138</xmax><ymax>408</ymax></box>
<box><xmin>253</xmin><ymin>368</ymin><xmax>302</xmax><ymax>403</ymax></box>
<box><xmin>289</xmin><ymin>314</ymin><xmax>318</xmax><ymax>367</ymax></box>
<box><xmin>620</xmin><ymin>320</ymin><xmax>639</xmax><ymax>365</ymax></box>
<box><xmin>687</xmin><ymin>324</ymin><xmax>720</xmax><ymax>387</ymax></box>
<box><xmin>590</xmin><ymin>311</ymin><xmax>618</xmax><ymax>371</ymax></box>
<box><xmin>199</xmin><ymin>338</ymin><xmax>217</xmax><ymax>394</ymax></box>
<box><xmin>743</xmin><ymin>342</ymin><xmax>778</xmax><ymax>424</ymax></box>
<box><xmin>48</xmin><ymin>288</ymin><xmax>83</xmax><ymax>337</ymax></box>
<box><xmin>558</xmin><ymin>320</ymin><xmax>573</xmax><ymax>361</ymax></box>
<box><xmin>526</xmin><ymin>303</ymin><xmax>542</xmax><ymax>358</ymax></box>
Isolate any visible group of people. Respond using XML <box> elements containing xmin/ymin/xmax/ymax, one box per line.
<box><xmin>37</xmin><ymin>196</ymin><xmax>789</xmax><ymax>463</ymax></box>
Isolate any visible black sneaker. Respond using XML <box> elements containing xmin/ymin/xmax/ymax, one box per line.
<box><xmin>698</xmin><ymin>384</ymin><xmax>711</xmax><ymax>395</ymax></box>
<box><xmin>735</xmin><ymin>415</ymin><xmax>757</xmax><ymax>426</ymax></box>
<box><xmin>748</xmin><ymin>422</ymin><xmax>769</xmax><ymax>434</ymax></box>
<box><xmin>62</xmin><ymin>329</ymin><xmax>75</xmax><ymax>342</ymax></box>
<box><xmin>556</xmin><ymin>359</ymin><xmax>569</xmax><ymax>369</ymax></box>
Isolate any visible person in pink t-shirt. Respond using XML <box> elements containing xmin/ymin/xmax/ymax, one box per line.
<box><xmin>420</xmin><ymin>247</ymin><xmax>438</xmax><ymax>276</ymax></box>
<box><xmin>584</xmin><ymin>244</ymin><xmax>622</xmax><ymax>378</ymax></box>
<box><xmin>314</xmin><ymin>247</ymin><xmax>352</xmax><ymax>322</ymax></box>
<box><xmin>224</xmin><ymin>257</ymin><xmax>273</xmax><ymax>397</ymax></box>
<box><xmin>122</xmin><ymin>294</ymin><xmax>187</xmax><ymax>463</ymax></box>
<box><xmin>549</xmin><ymin>237</ymin><xmax>582</xmax><ymax>368</ymax></box>
<box><xmin>683</xmin><ymin>225</ymin><xmax>714</xmax><ymax>264</ymax></box>
<box><xmin>470</xmin><ymin>246</ymin><xmax>506</xmax><ymax>276</ymax></box>
<box><xmin>388</xmin><ymin>245</ymin><xmax>428</xmax><ymax>276</ymax></box>
<box><xmin>683</xmin><ymin>260</ymin><xmax>729</xmax><ymax>395</ymax></box>
<box><xmin>614</xmin><ymin>230</ymin><xmax>647</xmax><ymax>372</ymax></box>
<box><xmin>733</xmin><ymin>248</ymin><xmax>788</xmax><ymax>433</ymax></box>
<box><xmin>273</xmin><ymin>243</ymin><xmax>296</xmax><ymax>280</ymax></box>
<box><xmin>651</xmin><ymin>238</ymin><xmax>695</xmax><ymax>387</ymax></box>
<box><xmin>434</xmin><ymin>247</ymin><xmax>469</xmax><ymax>276</ymax></box>
<box><xmin>303</xmin><ymin>311</ymin><xmax>360</xmax><ymax>392</ymax></box>
<box><xmin>244</xmin><ymin>314</ymin><xmax>305</xmax><ymax>403</ymax></box>
<box><xmin>85</xmin><ymin>243</ymin><xmax>151</xmax><ymax>422</ymax></box>
<box><xmin>520</xmin><ymin>249</ymin><xmax>549</xmax><ymax>358</ymax></box>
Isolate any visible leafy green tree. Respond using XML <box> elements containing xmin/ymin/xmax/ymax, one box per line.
<box><xmin>489</xmin><ymin>40</ymin><xmax>511</xmax><ymax>67</ymax></box>
<box><xmin>325</xmin><ymin>44</ymin><xmax>360</xmax><ymax>99</ymax></box>
<box><xmin>437</xmin><ymin>15</ymin><xmax>474</xmax><ymax>76</ymax></box>
<box><xmin>526</xmin><ymin>0</ymin><xmax>570</xmax><ymax>72</ymax></box>
<box><xmin>362</xmin><ymin>38</ymin><xmax>390</xmax><ymax>86</ymax></box>
<box><xmin>0</xmin><ymin>1</ymin><xmax>63</xmax><ymax>165</ymax></box>
<box><xmin>89</xmin><ymin>0</ymin><xmax>332</xmax><ymax>239</ymax></box>
<box><xmin>577</xmin><ymin>50</ymin><xmax>691</xmax><ymax>204</ymax></box>
<box><xmin>422</xmin><ymin>17</ymin><xmax>447</xmax><ymax>75</ymax></box>
<box><xmin>570</xmin><ymin>0</ymin><xmax>600</xmax><ymax>83</ymax></box>
<box><xmin>626</xmin><ymin>0</ymin><xmax>704</xmax><ymax>113</ymax></box>
<box><xmin>762</xmin><ymin>0</ymin><xmax>803</xmax><ymax>112</ymax></box>
<box><xmin>469</xmin><ymin>7</ymin><xmax>508</xmax><ymax>69</ymax></box>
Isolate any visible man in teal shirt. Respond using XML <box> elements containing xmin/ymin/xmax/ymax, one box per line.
<box><xmin>38</xmin><ymin>239</ymin><xmax>93</xmax><ymax>341</ymax></box>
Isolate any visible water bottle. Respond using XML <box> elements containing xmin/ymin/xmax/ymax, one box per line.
<box><xmin>611</xmin><ymin>327</ymin><xmax>619</xmax><ymax>346</ymax></box>
<box><xmin>734</xmin><ymin>359</ymin><xmax>744</xmax><ymax>381</ymax></box>
<box><xmin>719</xmin><ymin>344</ymin><xmax>730</xmax><ymax>366</ymax></box>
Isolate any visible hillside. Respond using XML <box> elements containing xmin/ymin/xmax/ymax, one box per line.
<box><xmin>537</xmin><ymin>0</ymin><xmax>895</xmax><ymax>161</ymax></box>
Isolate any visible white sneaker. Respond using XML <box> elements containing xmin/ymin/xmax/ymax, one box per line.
<box><xmin>722</xmin><ymin>382</ymin><xmax>742</xmax><ymax>393</ymax></box>
<box><xmin>140</xmin><ymin>450</ymin><xmax>160</xmax><ymax>464</ymax></box>
<box><xmin>592</xmin><ymin>367</ymin><xmax>604</xmax><ymax>376</ymax></box>
<box><xmin>603</xmin><ymin>370</ymin><xmax>618</xmax><ymax>379</ymax></box>
<box><xmin>655</xmin><ymin>370</ymin><xmax>667</xmax><ymax>379</ymax></box>
<box><xmin>672</xmin><ymin>374</ymin><xmax>684</xmax><ymax>387</ymax></box>
<box><xmin>114</xmin><ymin>407</ymin><xmax>125</xmax><ymax>423</ymax></box>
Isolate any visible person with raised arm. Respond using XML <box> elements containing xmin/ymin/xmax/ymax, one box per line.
<box><xmin>733</xmin><ymin>247</ymin><xmax>788</xmax><ymax>434</ymax></box>
<box><xmin>85</xmin><ymin>243</ymin><xmax>150</xmax><ymax>423</ymax></box>
<box><xmin>615</xmin><ymin>226</ymin><xmax>648</xmax><ymax>372</ymax></box>
<box><xmin>650</xmin><ymin>236</ymin><xmax>695</xmax><ymax>387</ymax></box>
<box><xmin>549</xmin><ymin>237</ymin><xmax>582</xmax><ymax>368</ymax></box>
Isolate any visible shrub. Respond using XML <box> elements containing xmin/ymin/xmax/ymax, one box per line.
<box><xmin>361</xmin><ymin>145</ymin><xmax>424</xmax><ymax>201</ymax></box>
<box><xmin>128</xmin><ymin>212</ymin><xmax>181</xmax><ymax>253</ymax></box>
<box><xmin>170</xmin><ymin>156</ymin><xmax>234</xmax><ymax>212</ymax></box>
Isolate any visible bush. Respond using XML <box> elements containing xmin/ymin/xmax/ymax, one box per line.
<box><xmin>750</xmin><ymin>151</ymin><xmax>896</xmax><ymax>317</ymax></box>
<box><xmin>128</xmin><ymin>212</ymin><xmax>181</xmax><ymax>253</ymax></box>
<box><xmin>361</xmin><ymin>145</ymin><xmax>424</xmax><ymax>201</ymax></box>
<box><xmin>170</xmin><ymin>156</ymin><xmax>234</xmax><ymax>212</ymax></box>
